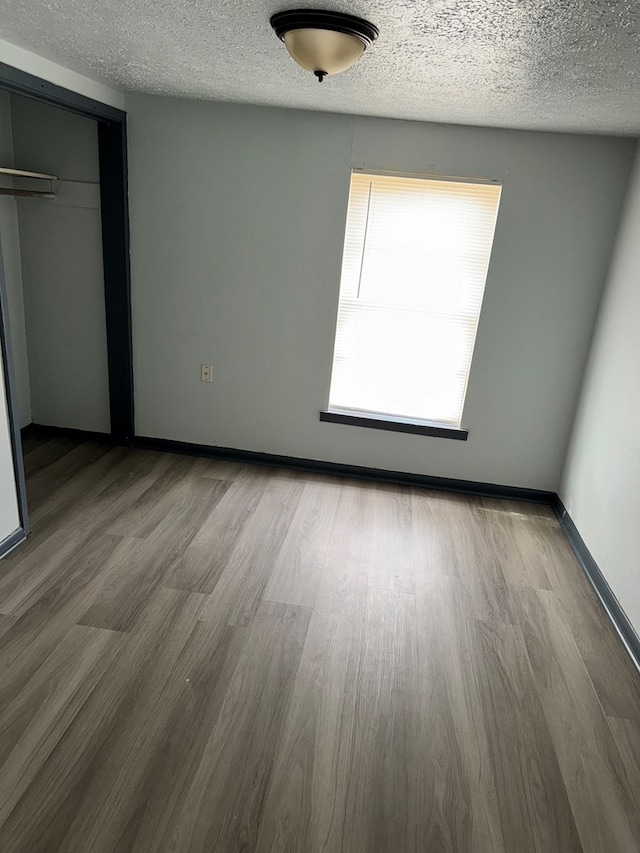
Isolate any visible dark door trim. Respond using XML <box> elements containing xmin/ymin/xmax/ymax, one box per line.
<box><xmin>0</xmin><ymin>60</ymin><xmax>134</xmax><ymax>443</ymax></box>
<box><xmin>98</xmin><ymin>119</ymin><xmax>134</xmax><ymax>441</ymax></box>
<box><xmin>0</xmin><ymin>236</ymin><xmax>29</xmax><ymax>550</ymax></box>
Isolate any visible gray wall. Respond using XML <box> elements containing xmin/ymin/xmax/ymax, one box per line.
<box><xmin>126</xmin><ymin>96</ymin><xmax>634</xmax><ymax>490</ymax></box>
<box><xmin>0</xmin><ymin>91</ymin><xmax>30</xmax><ymax>427</ymax></box>
<box><xmin>561</xmin><ymin>141</ymin><xmax>640</xmax><ymax>634</ymax></box>
<box><xmin>11</xmin><ymin>95</ymin><xmax>109</xmax><ymax>432</ymax></box>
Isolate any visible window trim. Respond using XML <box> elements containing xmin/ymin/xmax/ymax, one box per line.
<box><xmin>352</xmin><ymin>167</ymin><xmax>500</xmax><ymax>188</ymax></box>
<box><xmin>319</xmin><ymin>409</ymin><xmax>469</xmax><ymax>440</ymax></box>
<box><xmin>326</xmin><ymin>169</ymin><xmax>501</xmax><ymax>432</ymax></box>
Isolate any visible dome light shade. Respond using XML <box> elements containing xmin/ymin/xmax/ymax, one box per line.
<box><xmin>283</xmin><ymin>29</ymin><xmax>365</xmax><ymax>77</ymax></box>
<box><xmin>270</xmin><ymin>9</ymin><xmax>379</xmax><ymax>82</ymax></box>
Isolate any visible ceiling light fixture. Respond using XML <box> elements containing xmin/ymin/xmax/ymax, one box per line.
<box><xmin>270</xmin><ymin>9</ymin><xmax>379</xmax><ymax>82</ymax></box>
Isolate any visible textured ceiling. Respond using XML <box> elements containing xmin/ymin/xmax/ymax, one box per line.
<box><xmin>1</xmin><ymin>0</ymin><xmax>640</xmax><ymax>134</ymax></box>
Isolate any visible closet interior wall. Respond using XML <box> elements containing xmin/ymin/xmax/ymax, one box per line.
<box><xmin>3</xmin><ymin>93</ymin><xmax>109</xmax><ymax>433</ymax></box>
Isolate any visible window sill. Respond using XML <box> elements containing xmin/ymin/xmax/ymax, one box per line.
<box><xmin>319</xmin><ymin>410</ymin><xmax>468</xmax><ymax>440</ymax></box>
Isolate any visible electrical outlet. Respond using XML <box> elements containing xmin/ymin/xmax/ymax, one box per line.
<box><xmin>201</xmin><ymin>364</ymin><xmax>213</xmax><ymax>382</ymax></box>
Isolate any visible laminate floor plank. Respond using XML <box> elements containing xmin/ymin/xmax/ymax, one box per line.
<box><xmin>22</xmin><ymin>446</ymin><xmax>145</xmax><ymax>565</ymax></box>
<box><xmin>51</xmin><ymin>592</ymin><xmax>212</xmax><ymax>853</ymax></box>
<box><xmin>74</xmin><ymin>447</ymin><xmax>176</xmax><ymax>530</ymax></box>
<box><xmin>366</xmin><ymin>483</ymin><xmax>414</xmax><ymax>594</ymax></box>
<box><xmin>0</xmin><ymin>524</ymin><xmax>83</xmax><ymax>605</ymax></box>
<box><xmin>340</xmin><ymin>587</ymin><xmax>417</xmax><ymax>853</ymax></box>
<box><xmin>0</xmin><ymin>588</ymin><xmax>206</xmax><ymax>853</ymax></box>
<box><xmin>125</xmin><ymin>618</ymin><xmax>242</xmax><ymax>852</ymax></box>
<box><xmin>163</xmin><ymin>466</ymin><xmax>272</xmax><ymax>593</ymax></box>
<box><xmin>532</xmin><ymin>523</ymin><xmax>640</xmax><ymax>720</ymax></box>
<box><xmin>518</xmin><ymin>587</ymin><xmax>640</xmax><ymax>852</ymax></box>
<box><xmin>253</xmin><ymin>607</ymin><xmax>365</xmax><ymax>852</ymax></box>
<box><xmin>478</xmin><ymin>498</ymin><xmax>554</xmax><ymax>590</ymax></box>
<box><xmin>480</xmin><ymin>497</ymin><xmax>557</xmax><ymax>522</ymax></box>
<box><xmin>20</xmin><ymin>435</ymin><xmax>78</xmax><ymax>478</ymax></box>
<box><xmin>409</xmin><ymin>488</ymin><xmax>460</xmax><ymax>584</ymax></box>
<box><xmin>159</xmin><ymin>599</ymin><xmax>311</xmax><ymax>852</ymax></box>
<box><xmin>607</xmin><ymin>716</ymin><xmax>640</xmax><ymax>799</ymax></box>
<box><xmin>79</xmin><ymin>478</ymin><xmax>230</xmax><ymax>632</ymax></box>
<box><xmin>560</xmin><ymin>581</ymin><xmax>640</xmax><ymax>721</ymax></box>
<box><xmin>0</xmin><ymin>457</ymin><xmax>177</xmax><ymax>612</ymax></box>
<box><xmin>198</xmin><ymin>474</ymin><xmax>305</xmax><ymax>627</ymax></box>
<box><xmin>418</xmin><ymin>577</ymin><xmax>507</xmax><ymax>853</ymax></box>
<box><xmin>106</xmin><ymin>455</ymin><xmax>204</xmax><ymax>539</ymax></box>
<box><xmin>471</xmin><ymin>617</ymin><xmax>582</xmax><ymax>851</ymax></box>
<box><xmin>0</xmin><ymin>532</ymin><xmax>123</xmax><ymax>619</ymax></box>
<box><xmin>313</xmin><ymin>480</ymin><xmax>372</xmax><ymax>618</ymax></box>
<box><xmin>262</xmin><ymin>477</ymin><xmax>342</xmax><ymax>607</ymax></box>
<box><xmin>453</xmin><ymin>500</ymin><xmax>519</xmax><ymax>626</ymax></box>
<box><xmin>0</xmin><ymin>624</ymin><xmax>124</xmax><ymax>824</ymax></box>
<box><xmin>0</xmin><ymin>535</ymin><xmax>123</xmax><ymax>711</ymax></box>
<box><xmin>0</xmin><ymin>436</ymin><xmax>637</xmax><ymax>852</ymax></box>
<box><xmin>0</xmin><ymin>613</ymin><xmax>16</xmax><ymax>638</ymax></box>
<box><xmin>24</xmin><ymin>441</ymin><xmax>116</xmax><ymax>516</ymax></box>
<box><xmin>187</xmin><ymin>455</ymin><xmax>254</xmax><ymax>481</ymax></box>
<box><xmin>0</xmin><ymin>448</ymin><xmax>170</xmax><ymax>583</ymax></box>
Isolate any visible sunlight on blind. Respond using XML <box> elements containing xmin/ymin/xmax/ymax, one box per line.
<box><xmin>328</xmin><ymin>172</ymin><xmax>502</xmax><ymax>428</ymax></box>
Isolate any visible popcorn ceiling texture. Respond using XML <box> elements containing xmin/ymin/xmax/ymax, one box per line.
<box><xmin>0</xmin><ymin>0</ymin><xmax>639</xmax><ymax>133</ymax></box>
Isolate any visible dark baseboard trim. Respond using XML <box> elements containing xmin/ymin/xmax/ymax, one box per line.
<box><xmin>552</xmin><ymin>496</ymin><xmax>640</xmax><ymax>676</ymax></box>
<box><xmin>0</xmin><ymin>527</ymin><xmax>27</xmax><ymax>560</ymax></box>
<box><xmin>19</xmin><ymin>425</ymin><xmax>554</xmax><ymax>502</ymax></box>
<box><xmin>133</xmin><ymin>434</ymin><xmax>553</xmax><ymax>503</ymax></box>
<box><xmin>21</xmin><ymin>423</ymin><xmax>114</xmax><ymax>444</ymax></box>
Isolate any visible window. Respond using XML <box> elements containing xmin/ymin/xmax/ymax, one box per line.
<box><xmin>324</xmin><ymin>171</ymin><xmax>501</xmax><ymax>437</ymax></box>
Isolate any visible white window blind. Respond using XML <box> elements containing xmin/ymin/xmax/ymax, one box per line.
<box><xmin>328</xmin><ymin>171</ymin><xmax>501</xmax><ymax>428</ymax></box>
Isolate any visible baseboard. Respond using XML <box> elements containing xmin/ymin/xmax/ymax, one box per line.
<box><xmin>21</xmin><ymin>423</ymin><xmax>114</xmax><ymax>444</ymax></box>
<box><xmin>20</xmin><ymin>423</ymin><xmax>555</xmax><ymax>502</ymax></box>
<box><xmin>552</xmin><ymin>496</ymin><xmax>640</xmax><ymax>676</ymax></box>
<box><xmin>132</xmin><ymin>434</ymin><xmax>555</xmax><ymax>504</ymax></box>
<box><xmin>0</xmin><ymin>527</ymin><xmax>27</xmax><ymax>560</ymax></box>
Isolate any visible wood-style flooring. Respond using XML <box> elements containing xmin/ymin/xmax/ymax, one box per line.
<box><xmin>0</xmin><ymin>433</ymin><xmax>639</xmax><ymax>852</ymax></box>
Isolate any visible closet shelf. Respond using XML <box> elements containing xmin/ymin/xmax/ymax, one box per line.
<box><xmin>0</xmin><ymin>166</ymin><xmax>58</xmax><ymax>199</ymax></box>
<box><xmin>0</xmin><ymin>166</ymin><xmax>57</xmax><ymax>180</ymax></box>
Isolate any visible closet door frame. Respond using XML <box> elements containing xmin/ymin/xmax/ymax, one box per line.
<box><xmin>0</xmin><ymin>62</ymin><xmax>134</xmax><ymax>445</ymax></box>
<box><xmin>0</xmin><ymin>237</ymin><xmax>29</xmax><ymax>551</ymax></box>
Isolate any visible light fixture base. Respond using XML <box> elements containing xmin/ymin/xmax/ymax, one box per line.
<box><xmin>270</xmin><ymin>9</ymin><xmax>379</xmax><ymax>47</ymax></box>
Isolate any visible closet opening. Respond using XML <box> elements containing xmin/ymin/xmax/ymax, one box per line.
<box><xmin>0</xmin><ymin>63</ymin><xmax>132</xmax><ymax>555</ymax></box>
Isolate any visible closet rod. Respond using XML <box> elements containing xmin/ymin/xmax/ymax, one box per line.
<box><xmin>0</xmin><ymin>188</ymin><xmax>56</xmax><ymax>199</ymax></box>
